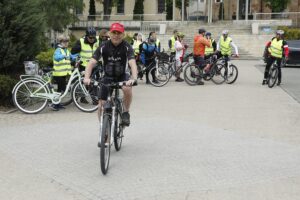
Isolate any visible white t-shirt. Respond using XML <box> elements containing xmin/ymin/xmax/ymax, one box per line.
<box><xmin>174</xmin><ymin>40</ymin><xmax>184</xmax><ymax>60</ymax></box>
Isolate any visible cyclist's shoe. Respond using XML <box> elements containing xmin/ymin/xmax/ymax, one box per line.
<box><xmin>175</xmin><ymin>77</ymin><xmax>184</xmax><ymax>82</ymax></box>
<box><xmin>277</xmin><ymin>81</ymin><xmax>281</xmax><ymax>86</ymax></box>
<box><xmin>50</xmin><ymin>104</ymin><xmax>59</xmax><ymax>111</ymax></box>
<box><xmin>57</xmin><ymin>104</ymin><xmax>65</xmax><ymax>109</ymax></box>
<box><xmin>121</xmin><ymin>112</ymin><xmax>130</xmax><ymax>126</ymax></box>
<box><xmin>198</xmin><ymin>80</ymin><xmax>205</xmax><ymax>85</ymax></box>
<box><xmin>152</xmin><ymin>79</ymin><xmax>159</xmax><ymax>84</ymax></box>
<box><xmin>262</xmin><ymin>79</ymin><xmax>267</xmax><ymax>85</ymax></box>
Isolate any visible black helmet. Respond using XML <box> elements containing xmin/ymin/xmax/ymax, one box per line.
<box><xmin>205</xmin><ymin>32</ymin><xmax>212</xmax><ymax>36</ymax></box>
<box><xmin>198</xmin><ymin>28</ymin><xmax>206</xmax><ymax>34</ymax></box>
<box><xmin>86</xmin><ymin>27</ymin><xmax>96</xmax><ymax>36</ymax></box>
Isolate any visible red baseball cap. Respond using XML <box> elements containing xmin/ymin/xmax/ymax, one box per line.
<box><xmin>110</xmin><ymin>23</ymin><xmax>124</xmax><ymax>33</ymax></box>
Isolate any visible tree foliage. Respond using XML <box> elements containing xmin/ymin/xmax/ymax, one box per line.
<box><xmin>263</xmin><ymin>0</ymin><xmax>290</xmax><ymax>12</ymax></box>
<box><xmin>0</xmin><ymin>0</ymin><xmax>45</xmax><ymax>74</ymax></box>
<box><xmin>133</xmin><ymin>0</ymin><xmax>144</xmax><ymax>20</ymax></box>
<box><xmin>39</xmin><ymin>0</ymin><xmax>84</xmax><ymax>32</ymax></box>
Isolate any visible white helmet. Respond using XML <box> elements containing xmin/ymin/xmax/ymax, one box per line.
<box><xmin>222</xmin><ymin>30</ymin><xmax>229</xmax><ymax>35</ymax></box>
<box><xmin>276</xmin><ymin>30</ymin><xmax>284</xmax><ymax>35</ymax></box>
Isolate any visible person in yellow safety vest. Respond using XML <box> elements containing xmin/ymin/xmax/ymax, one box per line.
<box><xmin>262</xmin><ymin>30</ymin><xmax>289</xmax><ymax>86</ymax></box>
<box><xmin>148</xmin><ymin>32</ymin><xmax>161</xmax><ymax>52</ymax></box>
<box><xmin>168</xmin><ymin>29</ymin><xmax>178</xmax><ymax>59</ymax></box>
<box><xmin>71</xmin><ymin>27</ymin><xmax>99</xmax><ymax>72</ymax></box>
<box><xmin>216</xmin><ymin>30</ymin><xmax>239</xmax><ymax>70</ymax></box>
<box><xmin>203</xmin><ymin>32</ymin><xmax>217</xmax><ymax>73</ymax></box>
<box><xmin>51</xmin><ymin>34</ymin><xmax>74</xmax><ymax>111</ymax></box>
<box><xmin>132</xmin><ymin>33</ymin><xmax>143</xmax><ymax>61</ymax></box>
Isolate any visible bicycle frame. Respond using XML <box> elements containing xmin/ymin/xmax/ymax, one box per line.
<box><xmin>17</xmin><ymin>67</ymin><xmax>88</xmax><ymax>105</ymax></box>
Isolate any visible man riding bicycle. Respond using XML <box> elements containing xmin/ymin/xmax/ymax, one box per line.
<box><xmin>83</xmin><ymin>22</ymin><xmax>138</xmax><ymax>126</ymax></box>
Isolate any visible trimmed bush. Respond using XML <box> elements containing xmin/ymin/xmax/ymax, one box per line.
<box><xmin>35</xmin><ymin>48</ymin><xmax>55</xmax><ymax>68</ymax></box>
<box><xmin>278</xmin><ymin>26</ymin><xmax>300</xmax><ymax>40</ymax></box>
<box><xmin>0</xmin><ymin>75</ymin><xmax>18</xmax><ymax>106</ymax></box>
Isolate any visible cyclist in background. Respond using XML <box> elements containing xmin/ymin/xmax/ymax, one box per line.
<box><xmin>262</xmin><ymin>30</ymin><xmax>289</xmax><ymax>86</ymax></box>
<box><xmin>132</xmin><ymin>33</ymin><xmax>143</xmax><ymax>61</ymax></box>
<box><xmin>83</xmin><ymin>22</ymin><xmax>138</xmax><ymax>126</ymax></box>
<box><xmin>174</xmin><ymin>32</ymin><xmax>186</xmax><ymax>82</ymax></box>
<box><xmin>98</xmin><ymin>29</ymin><xmax>110</xmax><ymax>45</ymax></box>
<box><xmin>203</xmin><ymin>32</ymin><xmax>217</xmax><ymax>73</ymax></box>
<box><xmin>169</xmin><ymin>29</ymin><xmax>178</xmax><ymax>60</ymax></box>
<box><xmin>71</xmin><ymin>27</ymin><xmax>99</xmax><ymax>72</ymax></box>
<box><xmin>216</xmin><ymin>30</ymin><xmax>239</xmax><ymax>66</ymax></box>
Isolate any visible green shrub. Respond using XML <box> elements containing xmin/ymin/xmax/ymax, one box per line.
<box><xmin>35</xmin><ymin>48</ymin><xmax>55</xmax><ymax>68</ymax></box>
<box><xmin>278</xmin><ymin>26</ymin><xmax>300</xmax><ymax>40</ymax></box>
<box><xmin>0</xmin><ymin>75</ymin><xmax>18</xmax><ymax>106</ymax></box>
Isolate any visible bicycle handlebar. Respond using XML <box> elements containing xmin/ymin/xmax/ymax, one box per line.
<box><xmin>90</xmin><ymin>79</ymin><xmax>138</xmax><ymax>88</ymax></box>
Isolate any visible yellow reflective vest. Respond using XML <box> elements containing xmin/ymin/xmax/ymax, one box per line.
<box><xmin>220</xmin><ymin>36</ymin><xmax>232</xmax><ymax>56</ymax></box>
<box><xmin>133</xmin><ymin>40</ymin><xmax>142</xmax><ymax>56</ymax></box>
<box><xmin>79</xmin><ymin>38</ymin><xmax>99</xmax><ymax>67</ymax></box>
<box><xmin>170</xmin><ymin>36</ymin><xmax>176</xmax><ymax>53</ymax></box>
<box><xmin>268</xmin><ymin>39</ymin><xmax>283</xmax><ymax>58</ymax></box>
<box><xmin>53</xmin><ymin>48</ymin><xmax>72</xmax><ymax>77</ymax></box>
<box><xmin>205</xmin><ymin>39</ymin><xmax>215</xmax><ymax>55</ymax></box>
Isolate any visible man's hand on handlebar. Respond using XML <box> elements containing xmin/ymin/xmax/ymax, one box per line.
<box><xmin>125</xmin><ymin>79</ymin><xmax>137</xmax><ymax>86</ymax></box>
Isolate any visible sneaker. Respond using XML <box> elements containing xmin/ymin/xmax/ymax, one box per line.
<box><xmin>57</xmin><ymin>104</ymin><xmax>65</xmax><ymax>109</ymax></box>
<box><xmin>262</xmin><ymin>79</ymin><xmax>267</xmax><ymax>85</ymax></box>
<box><xmin>152</xmin><ymin>79</ymin><xmax>159</xmax><ymax>84</ymax></box>
<box><xmin>175</xmin><ymin>78</ymin><xmax>184</xmax><ymax>82</ymax></box>
<box><xmin>121</xmin><ymin>112</ymin><xmax>130</xmax><ymax>126</ymax></box>
<box><xmin>198</xmin><ymin>80</ymin><xmax>205</xmax><ymax>85</ymax></box>
<box><xmin>277</xmin><ymin>81</ymin><xmax>281</xmax><ymax>86</ymax></box>
<box><xmin>50</xmin><ymin>104</ymin><xmax>59</xmax><ymax>111</ymax></box>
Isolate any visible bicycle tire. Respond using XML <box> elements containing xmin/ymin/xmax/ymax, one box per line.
<box><xmin>148</xmin><ymin>64</ymin><xmax>170</xmax><ymax>87</ymax></box>
<box><xmin>268</xmin><ymin>65</ymin><xmax>278</xmax><ymax>88</ymax></box>
<box><xmin>183</xmin><ymin>64</ymin><xmax>202</xmax><ymax>86</ymax></box>
<box><xmin>211</xmin><ymin>64</ymin><xmax>226</xmax><ymax>85</ymax></box>
<box><xmin>114</xmin><ymin>99</ymin><xmax>124</xmax><ymax>151</ymax></box>
<box><xmin>72</xmin><ymin>80</ymin><xmax>98</xmax><ymax>112</ymax></box>
<box><xmin>100</xmin><ymin>114</ymin><xmax>111</xmax><ymax>175</ymax></box>
<box><xmin>226</xmin><ymin>64</ymin><xmax>238</xmax><ymax>84</ymax></box>
<box><xmin>13</xmin><ymin>79</ymin><xmax>49</xmax><ymax>114</ymax></box>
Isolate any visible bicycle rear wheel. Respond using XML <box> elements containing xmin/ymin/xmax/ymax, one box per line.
<box><xmin>114</xmin><ymin>99</ymin><xmax>124</xmax><ymax>151</ymax></box>
<box><xmin>226</xmin><ymin>64</ymin><xmax>238</xmax><ymax>84</ymax></box>
<box><xmin>183</xmin><ymin>64</ymin><xmax>202</xmax><ymax>86</ymax></box>
<box><xmin>100</xmin><ymin>114</ymin><xmax>111</xmax><ymax>175</ymax></box>
<box><xmin>149</xmin><ymin>63</ymin><xmax>170</xmax><ymax>87</ymax></box>
<box><xmin>268</xmin><ymin>65</ymin><xmax>278</xmax><ymax>88</ymax></box>
<box><xmin>13</xmin><ymin>79</ymin><xmax>49</xmax><ymax>114</ymax></box>
<box><xmin>72</xmin><ymin>80</ymin><xmax>98</xmax><ymax>112</ymax></box>
<box><xmin>211</xmin><ymin>64</ymin><xmax>226</xmax><ymax>85</ymax></box>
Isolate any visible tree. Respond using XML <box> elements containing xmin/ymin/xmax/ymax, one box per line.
<box><xmin>89</xmin><ymin>0</ymin><xmax>96</xmax><ymax>20</ymax></box>
<box><xmin>0</xmin><ymin>0</ymin><xmax>46</xmax><ymax>74</ymax></box>
<box><xmin>133</xmin><ymin>0</ymin><xmax>144</xmax><ymax>20</ymax></box>
<box><xmin>166</xmin><ymin>0</ymin><xmax>173</xmax><ymax>20</ymax></box>
<box><xmin>263</xmin><ymin>0</ymin><xmax>290</xmax><ymax>12</ymax></box>
<box><xmin>39</xmin><ymin>0</ymin><xmax>84</xmax><ymax>32</ymax></box>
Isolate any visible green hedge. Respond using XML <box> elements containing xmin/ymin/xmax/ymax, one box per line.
<box><xmin>278</xmin><ymin>26</ymin><xmax>300</xmax><ymax>40</ymax></box>
<box><xmin>0</xmin><ymin>75</ymin><xmax>18</xmax><ymax>106</ymax></box>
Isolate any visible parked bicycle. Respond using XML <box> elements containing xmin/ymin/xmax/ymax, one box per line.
<box><xmin>12</xmin><ymin>59</ymin><xmax>98</xmax><ymax>114</ymax></box>
<box><xmin>137</xmin><ymin>54</ymin><xmax>169</xmax><ymax>87</ymax></box>
<box><xmin>92</xmin><ymin>79</ymin><xmax>137</xmax><ymax>175</ymax></box>
<box><xmin>216</xmin><ymin>55</ymin><xmax>239</xmax><ymax>84</ymax></box>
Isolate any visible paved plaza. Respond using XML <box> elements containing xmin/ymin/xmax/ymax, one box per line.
<box><xmin>1</xmin><ymin>60</ymin><xmax>300</xmax><ymax>200</ymax></box>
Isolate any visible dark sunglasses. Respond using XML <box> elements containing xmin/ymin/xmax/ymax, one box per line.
<box><xmin>88</xmin><ymin>36</ymin><xmax>96</xmax><ymax>40</ymax></box>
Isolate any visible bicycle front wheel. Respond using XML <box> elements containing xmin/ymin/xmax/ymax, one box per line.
<box><xmin>114</xmin><ymin>99</ymin><xmax>124</xmax><ymax>151</ymax></box>
<box><xmin>268</xmin><ymin>65</ymin><xmax>278</xmax><ymax>88</ymax></box>
<box><xmin>226</xmin><ymin>64</ymin><xmax>238</xmax><ymax>84</ymax></box>
<box><xmin>149</xmin><ymin>64</ymin><xmax>170</xmax><ymax>87</ymax></box>
<box><xmin>13</xmin><ymin>79</ymin><xmax>49</xmax><ymax>114</ymax></box>
<box><xmin>183</xmin><ymin>64</ymin><xmax>202</xmax><ymax>86</ymax></box>
<box><xmin>100</xmin><ymin>114</ymin><xmax>111</xmax><ymax>175</ymax></box>
<box><xmin>211</xmin><ymin>64</ymin><xmax>226</xmax><ymax>85</ymax></box>
<box><xmin>72</xmin><ymin>80</ymin><xmax>98</xmax><ymax>112</ymax></box>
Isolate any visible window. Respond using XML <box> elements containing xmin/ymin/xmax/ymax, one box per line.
<box><xmin>157</xmin><ymin>0</ymin><xmax>165</xmax><ymax>14</ymax></box>
<box><xmin>117</xmin><ymin>0</ymin><xmax>125</xmax><ymax>14</ymax></box>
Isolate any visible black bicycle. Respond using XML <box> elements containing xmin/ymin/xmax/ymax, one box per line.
<box><xmin>137</xmin><ymin>55</ymin><xmax>170</xmax><ymax>87</ymax></box>
<box><xmin>93</xmin><ymin>79</ymin><xmax>137</xmax><ymax>175</ymax></box>
<box><xmin>267</xmin><ymin>58</ymin><xmax>285</xmax><ymax>88</ymax></box>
